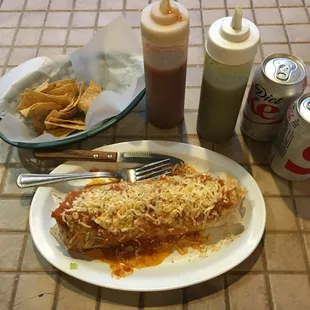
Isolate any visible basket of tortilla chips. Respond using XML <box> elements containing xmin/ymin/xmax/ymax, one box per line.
<box><xmin>0</xmin><ymin>16</ymin><xmax>145</xmax><ymax>149</ymax></box>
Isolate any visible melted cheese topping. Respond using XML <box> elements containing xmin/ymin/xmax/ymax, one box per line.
<box><xmin>62</xmin><ymin>166</ymin><xmax>245</xmax><ymax>235</ymax></box>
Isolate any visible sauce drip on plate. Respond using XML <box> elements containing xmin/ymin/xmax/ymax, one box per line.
<box><xmin>84</xmin><ymin>232</ymin><xmax>208</xmax><ymax>278</ymax></box>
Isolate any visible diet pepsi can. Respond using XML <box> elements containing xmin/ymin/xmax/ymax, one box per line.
<box><xmin>241</xmin><ymin>53</ymin><xmax>307</xmax><ymax>142</ymax></box>
<box><xmin>269</xmin><ymin>93</ymin><xmax>310</xmax><ymax>181</ymax></box>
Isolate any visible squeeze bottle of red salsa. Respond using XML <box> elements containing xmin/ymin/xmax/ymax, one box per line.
<box><xmin>141</xmin><ymin>0</ymin><xmax>190</xmax><ymax>129</ymax></box>
<box><xmin>197</xmin><ymin>6</ymin><xmax>260</xmax><ymax>142</ymax></box>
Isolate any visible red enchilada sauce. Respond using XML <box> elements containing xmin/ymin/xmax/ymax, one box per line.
<box><xmin>84</xmin><ymin>232</ymin><xmax>208</xmax><ymax>278</ymax></box>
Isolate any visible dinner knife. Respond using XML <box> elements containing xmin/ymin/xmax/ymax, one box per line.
<box><xmin>33</xmin><ymin>149</ymin><xmax>183</xmax><ymax>164</ymax></box>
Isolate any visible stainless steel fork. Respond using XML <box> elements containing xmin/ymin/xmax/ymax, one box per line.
<box><xmin>16</xmin><ymin>159</ymin><xmax>174</xmax><ymax>188</ymax></box>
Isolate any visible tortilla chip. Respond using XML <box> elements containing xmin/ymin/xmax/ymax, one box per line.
<box><xmin>44</xmin><ymin>82</ymin><xmax>78</xmax><ymax>100</ymax></box>
<box><xmin>77</xmin><ymin>81</ymin><xmax>103</xmax><ymax>113</ymax></box>
<box><xmin>34</xmin><ymin>79</ymin><xmax>49</xmax><ymax>92</ymax></box>
<box><xmin>42</xmin><ymin>79</ymin><xmax>77</xmax><ymax>93</ymax></box>
<box><xmin>29</xmin><ymin>102</ymin><xmax>65</xmax><ymax>134</ymax></box>
<box><xmin>45</xmin><ymin>116</ymin><xmax>85</xmax><ymax>131</ymax></box>
<box><xmin>17</xmin><ymin>89</ymin><xmax>71</xmax><ymax>110</ymax></box>
<box><xmin>45</xmin><ymin>127</ymin><xmax>75</xmax><ymax>138</ymax></box>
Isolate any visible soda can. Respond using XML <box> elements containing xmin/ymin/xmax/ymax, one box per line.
<box><xmin>269</xmin><ymin>92</ymin><xmax>310</xmax><ymax>181</ymax></box>
<box><xmin>241</xmin><ymin>53</ymin><xmax>307</xmax><ymax>142</ymax></box>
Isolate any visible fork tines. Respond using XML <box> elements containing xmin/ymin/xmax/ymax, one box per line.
<box><xmin>135</xmin><ymin>158</ymin><xmax>173</xmax><ymax>181</ymax></box>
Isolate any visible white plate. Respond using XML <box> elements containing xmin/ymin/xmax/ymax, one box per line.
<box><xmin>30</xmin><ymin>140</ymin><xmax>266</xmax><ymax>292</ymax></box>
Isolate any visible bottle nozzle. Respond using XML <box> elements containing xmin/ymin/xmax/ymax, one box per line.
<box><xmin>230</xmin><ymin>5</ymin><xmax>242</xmax><ymax>30</ymax></box>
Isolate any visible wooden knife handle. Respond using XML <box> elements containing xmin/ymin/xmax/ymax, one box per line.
<box><xmin>33</xmin><ymin>150</ymin><xmax>118</xmax><ymax>162</ymax></box>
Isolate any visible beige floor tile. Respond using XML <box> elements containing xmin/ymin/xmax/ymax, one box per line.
<box><xmin>251</xmin><ymin>165</ymin><xmax>290</xmax><ymax>195</ymax></box>
<box><xmin>0</xmin><ymin>233</ymin><xmax>24</xmax><ymax>270</ymax></box>
<box><xmin>0</xmin><ymin>273</ymin><xmax>16</xmax><ymax>310</ymax></box>
<box><xmin>202</xmin><ymin>9</ymin><xmax>226</xmax><ymax>26</ymax></box>
<box><xmin>21</xmin><ymin>234</ymin><xmax>54</xmax><ymax>271</ymax></box>
<box><xmin>186</xmin><ymin>66</ymin><xmax>203</xmax><ymax>87</ymax></box>
<box><xmin>0</xmin><ymin>0</ymin><xmax>25</xmax><ymax>10</ymax></box>
<box><xmin>278</xmin><ymin>0</ymin><xmax>303</xmax><ymax>6</ymax></box>
<box><xmin>98</xmin><ymin>12</ymin><xmax>123</xmax><ymax>27</ymax></box>
<box><xmin>132</xmin><ymin>28</ymin><xmax>142</xmax><ymax>46</ymax></box>
<box><xmin>262</xmin><ymin>43</ymin><xmax>290</xmax><ymax>58</ymax></box>
<box><xmin>254</xmin><ymin>8</ymin><xmax>282</xmax><ymax>25</ymax></box>
<box><xmin>287</xmin><ymin>25</ymin><xmax>310</xmax><ymax>43</ymax></box>
<box><xmin>227</xmin><ymin>274</ymin><xmax>269</xmax><ymax>310</ymax></box>
<box><xmin>295</xmin><ymin>198</ymin><xmax>310</xmax><ymax>231</ymax></box>
<box><xmin>303</xmin><ymin>234</ymin><xmax>310</xmax><ymax>265</ymax></box>
<box><xmin>101</xmin><ymin>288</ymin><xmax>139</xmax><ymax>309</ymax></box>
<box><xmin>265</xmin><ymin>198</ymin><xmax>298</xmax><ymax>231</ymax></box>
<box><xmin>68</xmin><ymin>29</ymin><xmax>95</xmax><ymax>45</ymax></box>
<box><xmin>116</xmin><ymin>112</ymin><xmax>146</xmax><ymax>136</ymax></box>
<box><xmin>0</xmin><ymin>198</ymin><xmax>30</xmax><ymax>230</ymax></box>
<box><xmin>188</xmin><ymin>46</ymin><xmax>205</xmax><ymax>65</ymax></box>
<box><xmin>45</xmin><ymin>12</ymin><xmax>71</xmax><ymax>28</ymax></box>
<box><xmin>0</xmin><ymin>48</ymin><xmax>9</xmax><ymax>66</ymax></box>
<box><xmin>0</xmin><ymin>12</ymin><xmax>21</xmax><ymax>27</ymax></box>
<box><xmin>41</xmin><ymin>29</ymin><xmax>67</xmax><ymax>45</ymax></box>
<box><xmin>214</xmin><ymin>135</ymin><xmax>249</xmax><ymax>164</ymax></box>
<box><xmin>37</xmin><ymin>47</ymin><xmax>64</xmax><ymax>57</ymax></box>
<box><xmin>182</xmin><ymin>112</ymin><xmax>198</xmax><ymax>135</ymax></box>
<box><xmin>232</xmin><ymin>238</ymin><xmax>265</xmax><ymax>271</ymax></box>
<box><xmin>189</xmin><ymin>27</ymin><xmax>203</xmax><ymax>45</ymax></box>
<box><xmin>72</xmin><ymin>12</ymin><xmax>97</xmax><ymax>28</ymax></box>
<box><xmin>0</xmin><ymin>165</ymin><xmax>5</xmax><ymax>183</ymax></box>
<box><xmin>49</xmin><ymin>0</ymin><xmax>73</xmax><ymax>10</ymax></box>
<box><xmin>1</xmin><ymin>167</ymin><xmax>38</xmax><ymax>196</ymax></box>
<box><xmin>178</xmin><ymin>0</ymin><xmax>200</xmax><ymax>9</ymax></box>
<box><xmin>187</xmin><ymin>276</ymin><xmax>225</xmax><ymax>310</ymax></box>
<box><xmin>269</xmin><ymin>274</ymin><xmax>310</xmax><ymax>310</ymax></box>
<box><xmin>126</xmin><ymin>0</ymin><xmax>148</xmax><ymax>10</ymax></box>
<box><xmin>181</xmin><ymin>135</ymin><xmax>213</xmax><ymax>150</ymax></box>
<box><xmin>185</xmin><ymin>88</ymin><xmax>200</xmax><ymax>110</ymax></box>
<box><xmin>246</xmin><ymin>139</ymin><xmax>271</xmax><ymax>164</ymax></box>
<box><xmin>20</xmin><ymin>12</ymin><xmax>45</xmax><ymax>27</ymax></box>
<box><xmin>281</xmin><ymin>7</ymin><xmax>309</xmax><ymax>24</ymax></box>
<box><xmin>15</xmin><ymin>29</ymin><xmax>41</xmax><ymax>46</ymax></box>
<box><xmin>189</xmin><ymin>11</ymin><xmax>202</xmax><ymax>27</ymax></box>
<box><xmin>75</xmin><ymin>0</ymin><xmax>98</xmax><ymax>10</ymax></box>
<box><xmin>292</xmin><ymin>179</ymin><xmax>310</xmax><ymax>195</ymax></box>
<box><xmin>227</xmin><ymin>0</ymin><xmax>251</xmax><ymax>8</ymax></box>
<box><xmin>264</xmin><ymin>233</ymin><xmax>306</xmax><ymax>271</ymax></box>
<box><xmin>101</xmin><ymin>0</ymin><xmax>123</xmax><ymax>10</ymax></box>
<box><xmin>8</xmin><ymin>47</ymin><xmax>37</xmax><ymax>66</ymax></box>
<box><xmin>57</xmin><ymin>275</ymin><xmax>98</xmax><ymax>309</ymax></box>
<box><xmin>259</xmin><ymin>25</ymin><xmax>287</xmax><ymax>43</ymax></box>
<box><xmin>144</xmin><ymin>289</ymin><xmax>183</xmax><ymax>309</ymax></box>
<box><xmin>0</xmin><ymin>29</ymin><xmax>15</xmax><ymax>46</ymax></box>
<box><xmin>26</xmin><ymin>0</ymin><xmax>49</xmax><ymax>10</ymax></box>
<box><xmin>13</xmin><ymin>273</ymin><xmax>56</xmax><ymax>310</ymax></box>
<box><xmin>252</xmin><ymin>0</ymin><xmax>277</xmax><ymax>6</ymax></box>
<box><xmin>201</xmin><ymin>0</ymin><xmax>224</xmax><ymax>8</ymax></box>
<box><xmin>291</xmin><ymin>43</ymin><xmax>310</xmax><ymax>62</ymax></box>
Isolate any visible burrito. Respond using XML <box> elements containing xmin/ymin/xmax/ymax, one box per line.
<box><xmin>51</xmin><ymin>165</ymin><xmax>247</xmax><ymax>252</ymax></box>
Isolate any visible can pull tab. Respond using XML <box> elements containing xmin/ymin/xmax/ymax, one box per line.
<box><xmin>274</xmin><ymin>60</ymin><xmax>297</xmax><ymax>81</ymax></box>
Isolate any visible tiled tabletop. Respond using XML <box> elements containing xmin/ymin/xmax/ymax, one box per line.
<box><xmin>0</xmin><ymin>0</ymin><xmax>310</xmax><ymax>309</ymax></box>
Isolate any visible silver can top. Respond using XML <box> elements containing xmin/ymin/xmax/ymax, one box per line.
<box><xmin>263</xmin><ymin>53</ymin><xmax>307</xmax><ymax>85</ymax></box>
<box><xmin>298</xmin><ymin>92</ymin><xmax>310</xmax><ymax>123</ymax></box>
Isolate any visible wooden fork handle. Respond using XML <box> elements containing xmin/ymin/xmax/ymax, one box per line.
<box><xmin>33</xmin><ymin>149</ymin><xmax>118</xmax><ymax>162</ymax></box>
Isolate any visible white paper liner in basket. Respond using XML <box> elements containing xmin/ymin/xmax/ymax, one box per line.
<box><xmin>0</xmin><ymin>16</ymin><xmax>145</xmax><ymax>143</ymax></box>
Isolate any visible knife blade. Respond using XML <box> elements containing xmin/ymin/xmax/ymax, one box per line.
<box><xmin>33</xmin><ymin>149</ymin><xmax>183</xmax><ymax>164</ymax></box>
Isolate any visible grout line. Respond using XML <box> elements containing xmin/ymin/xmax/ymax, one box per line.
<box><xmin>1</xmin><ymin>0</ymin><xmax>28</xmax><ymax>76</ymax></box>
<box><xmin>8</xmin><ymin>231</ymin><xmax>28</xmax><ymax>310</ymax></box>
<box><xmin>62</xmin><ymin>0</ymin><xmax>76</xmax><ymax>54</ymax></box>
<box><xmin>224</xmin><ymin>274</ymin><xmax>231</xmax><ymax>310</ymax></box>
<box><xmin>95</xmin><ymin>286</ymin><xmax>101</xmax><ymax>310</ymax></box>
<box><xmin>94</xmin><ymin>0</ymin><xmax>101</xmax><ymax>31</ymax></box>
<box><xmin>34</xmin><ymin>0</ymin><xmax>52</xmax><ymax>57</ymax></box>
<box><xmin>276</xmin><ymin>0</ymin><xmax>292</xmax><ymax>54</ymax></box>
<box><xmin>52</xmin><ymin>272</ymin><xmax>61</xmax><ymax>310</ymax></box>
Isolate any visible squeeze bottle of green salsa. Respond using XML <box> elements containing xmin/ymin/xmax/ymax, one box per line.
<box><xmin>197</xmin><ymin>6</ymin><xmax>260</xmax><ymax>142</ymax></box>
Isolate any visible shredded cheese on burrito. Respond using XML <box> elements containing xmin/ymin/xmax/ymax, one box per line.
<box><xmin>62</xmin><ymin>171</ymin><xmax>245</xmax><ymax>234</ymax></box>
